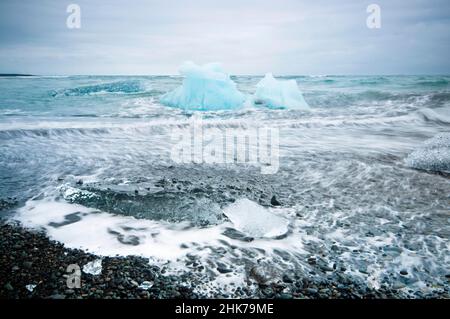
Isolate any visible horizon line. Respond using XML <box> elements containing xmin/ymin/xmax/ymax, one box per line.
<box><xmin>2</xmin><ymin>73</ymin><xmax>450</xmax><ymax>77</ymax></box>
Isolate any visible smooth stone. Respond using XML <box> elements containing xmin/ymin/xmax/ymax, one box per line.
<box><xmin>282</xmin><ymin>274</ymin><xmax>294</xmax><ymax>283</ymax></box>
<box><xmin>222</xmin><ymin>228</ymin><xmax>254</xmax><ymax>242</ymax></box>
<box><xmin>4</xmin><ymin>283</ymin><xmax>13</xmax><ymax>291</ymax></box>
<box><xmin>217</xmin><ymin>265</ymin><xmax>232</xmax><ymax>274</ymax></box>
<box><xmin>305</xmin><ymin>288</ymin><xmax>318</xmax><ymax>294</ymax></box>
<box><xmin>307</xmin><ymin>257</ymin><xmax>316</xmax><ymax>265</ymax></box>
<box><xmin>270</xmin><ymin>195</ymin><xmax>281</xmax><ymax>206</ymax></box>
<box><xmin>393</xmin><ymin>282</ymin><xmax>406</xmax><ymax>290</ymax></box>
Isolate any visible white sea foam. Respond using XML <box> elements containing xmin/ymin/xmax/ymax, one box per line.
<box><xmin>10</xmin><ymin>186</ymin><xmax>450</xmax><ymax>297</ymax></box>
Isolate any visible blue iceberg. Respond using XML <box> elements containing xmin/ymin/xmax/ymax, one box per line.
<box><xmin>405</xmin><ymin>133</ymin><xmax>450</xmax><ymax>173</ymax></box>
<box><xmin>160</xmin><ymin>61</ymin><xmax>245</xmax><ymax>111</ymax></box>
<box><xmin>254</xmin><ymin>73</ymin><xmax>309</xmax><ymax>109</ymax></box>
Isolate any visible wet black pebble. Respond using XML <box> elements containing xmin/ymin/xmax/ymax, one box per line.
<box><xmin>270</xmin><ymin>195</ymin><xmax>281</xmax><ymax>206</ymax></box>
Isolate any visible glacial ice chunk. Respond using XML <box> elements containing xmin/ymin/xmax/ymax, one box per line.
<box><xmin>223</xmin><ymin>199</ymin><xmax>289</xmax><ymax>238</ymax></box>
<box><xmin>138</xmin><ymin>281</ymin><xmax>154</xmax><ymax>290</ymax></box>
<box><xmin>160</xmin><ymin>61</ymin><xmax>245</xmax><ymax>111</ymax></box>
<box><xmin>82</xmin><ymin>259</ymin><xmax>103</xmax><ymax>275</ymax></box>
<box><xmin>25</xmin><ymin>284</ymin><xmax>37</xmax><ymax>292</ymax></box>
<box><xmin>254</xmin><ymin>73</ymin><xmax>309</xmax><ymax>109</ymax></box>
<box><xmin>405</xmin><ymin>133</ymin><xmax>450</xmax><ymax>173</ymax></box>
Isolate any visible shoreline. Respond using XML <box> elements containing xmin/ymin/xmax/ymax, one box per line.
<box><xmin>0</xmin><ymin>222</ymin><xmax>197</xmax><ymax>299</ymax></box>
<box><xmin>2</xmin><ymin>222</ymin><xmax>447</xmax><ymax>299</ymax></box>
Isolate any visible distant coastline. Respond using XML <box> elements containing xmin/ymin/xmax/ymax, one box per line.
<box><xmin>0</xmin><ymin>74</ymin><xmax>34</xmax><ymax>77</ymax></box>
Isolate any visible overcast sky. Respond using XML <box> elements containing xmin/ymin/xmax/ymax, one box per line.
<box><xmin>0</xmin><ymin>0</ymin><xmax>449</xmax><ymax>75</ymax></box>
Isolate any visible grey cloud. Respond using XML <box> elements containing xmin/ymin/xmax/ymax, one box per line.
<box><xmin>0</xmin><ymin>0</ymin><xmax>448</xmax><ymax>75</ymax></box>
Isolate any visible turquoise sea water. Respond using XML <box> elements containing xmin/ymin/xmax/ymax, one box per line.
<box><xmin>0</xmin><ymin>75</ymin><xmax>449</xmax><ymax>297</ymax></box>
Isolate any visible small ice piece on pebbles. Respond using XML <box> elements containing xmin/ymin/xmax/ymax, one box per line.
<box><xmin>25</xmin><ymin>284</ymin><xmax>37</xmax><ymax>292</ymax></box>
<box><xmin>82</xmin><ymin>259</ymin><xmax>102</xmax><ymax>275</ymax></box>
<box><xmin>223</xmin><ymin>198</ymin><xmax>289</xmax><ymax>238</ymax></box>
<box><xmin>249</xmin><ymin>264</ymin><xmax>280</xmax><ymax>285</ymax></box>
<box><xmin>138</xmin><ymin>281</ymin><xmax>154</xmax><ymax>290</ymax></box>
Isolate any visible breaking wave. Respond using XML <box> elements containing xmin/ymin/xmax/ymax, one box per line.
<box><xmin>417</xmin><ymin>108</ymin><xmax>450</xmax><ymax>125</ymax></box>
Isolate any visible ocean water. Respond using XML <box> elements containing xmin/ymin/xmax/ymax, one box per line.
<box><xmin>0</xmin><ymin>75</ymin><xmax>449</xmax><ymax>297</ymax></box>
